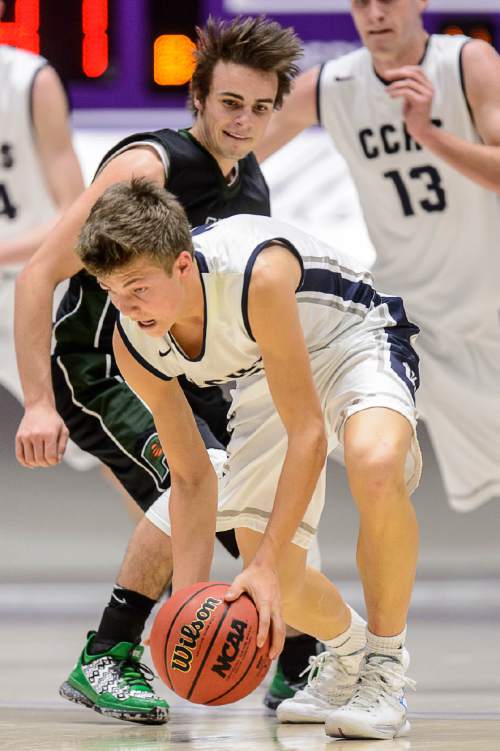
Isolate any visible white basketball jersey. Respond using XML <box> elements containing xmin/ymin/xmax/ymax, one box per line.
<box><xmin>0</xmin><ymin>46</ymin><xmax>56</xmax><ymax>258</ymax></box>
<box><xmin>118</xmin><ymin>214</ymin><xmax>418</xmax><ymax>391</ymax></box>
<box><xmin>319</xmin><ymin>35</ymin><xmax>500</xmax><ymax>340</ymax></box>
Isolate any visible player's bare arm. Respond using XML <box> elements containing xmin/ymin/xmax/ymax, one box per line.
<box><xmin>0</xmin><ymin>65</ymin><xmax>84</xmax><ymax>267</ymax></box>
<box><xmin>385</xmin><ymin>41</ymin><xmax>500</xmax><ymax>193</ymax></box>
<box><xmin>112</xmin><ymin>327</ymin><xmax>217</xmax><ymax>591</ymax></box>
<box><xmin>255</xmin><ymin>66</ymin><xmax>320</xmax><ymax>163</ymax></box>
<box><xmin>226</xmin><ymin>245</ymin><xmax>328</xmax><ymax>656</ymax></box>
<box><xmin>15</xmin><ymin>147</ymin><xmax>165</xmax><ymax>468</ymax></box>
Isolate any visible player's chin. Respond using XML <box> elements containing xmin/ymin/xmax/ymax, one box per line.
<box><xmin>223</xmin><ymin>134</ymin><xmax>253</xmax><ymax>155</ymax></box>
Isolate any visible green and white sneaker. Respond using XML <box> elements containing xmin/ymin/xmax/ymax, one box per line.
<box><xmin>263</xmin><ymin>663</ymin><xmax>308</xmax><ymax>711</ymax></box>
<box><xmin>60</xmin><ymin>631</ymin><xmax>169</xmax><ymax>724</ymax></box>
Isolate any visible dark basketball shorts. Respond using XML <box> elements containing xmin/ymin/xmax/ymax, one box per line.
<box><xmin>52</xmin><ymin>351</ymin><xmax>239</xmax><ymax>558</ymax></box>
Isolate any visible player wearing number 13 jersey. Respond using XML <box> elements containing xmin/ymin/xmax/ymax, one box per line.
<box><xmin>259</xmin><ymin>0</ymin><xmax>500</xmax><ymax>529</ymax></box>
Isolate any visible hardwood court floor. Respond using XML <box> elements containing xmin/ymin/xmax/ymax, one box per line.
<box><xmin>1</xmin><ymin>606</ymin><xmax>499</xmax><ymax>750</ymax></box>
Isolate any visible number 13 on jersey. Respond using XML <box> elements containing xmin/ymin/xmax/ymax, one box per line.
<box><xmin>384</xmin><ymin>165</ymin><xmax>447</xmax><ymax>217</ymax></box>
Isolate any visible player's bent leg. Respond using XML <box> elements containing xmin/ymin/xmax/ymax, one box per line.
<box><xmin>236</xmin><ymin>528</ymin><xmax>366</xmax><ymax>723</ymax></box>
<box><xmin>326</xmin><ymin>407</ymin><xmax>417</xmax><ymax>740</ymax></box>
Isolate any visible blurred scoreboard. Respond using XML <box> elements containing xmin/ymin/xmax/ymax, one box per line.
<box><xmin>0</xmin><ymin>0</ymin><xmax>498</xmax><ymax>109</ymax></box>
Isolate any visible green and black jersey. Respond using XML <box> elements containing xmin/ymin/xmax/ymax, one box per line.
<box><xmin>54</xmin><ymin>127</ymin><xmax>271</xmax><ymax>356</ymax></box>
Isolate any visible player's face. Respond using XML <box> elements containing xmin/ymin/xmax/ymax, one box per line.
<box><xmin>191</xmin><ymin>61</ymin><xmax>278</xmax><ymax>173</ymax></box>
<box><xmin>98</xmin><ymin>255</ymin><xmax>192</xmax><ymax>337</ymax></box>
<box><xmin>351</xmin><ymin>0</ymin><xmax>428</xmax><ymax>60</ymax></box>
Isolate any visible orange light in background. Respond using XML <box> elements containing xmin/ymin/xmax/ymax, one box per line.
<box><xmin>469</xmin><ymin>24</ymin><xmax>493</xmax><ymax>44</ymax></box>
<box><xmin>154</xmin><ymin>34</ymin><xmax>196</xmax><ymax>86</ymax></box>
<box><xmin>82</xmin><ymin>0</ymin><xmax>109</xmax><ymax>78</ymax></box>
<box><xmin>0</xmin><ymin>0</ymin><xmax>39</xmax><ymax>53</ymax></box>
<box><xmin>442</xmin><ymin>22</ymin><xmax>493</xmax><ymax>46</ymax></box>
<box><xmin>442</xmin><ymin>24</ymin><xmax>464</xmax><ymax>37</ymax></box>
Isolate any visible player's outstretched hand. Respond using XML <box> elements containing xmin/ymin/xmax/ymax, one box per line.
<box><xmin>225</xmin><ymin>562</ymin><xmax>285</xmax><ymax>660</ymax></box>
<box><xmin>16</xmin><ymin>403</ymin><xmax>69</xmax><ymax>468</ymax></box>
<box><xmin>385</xmin><ymin>65</ymin><xmax>435</xmax><ymax>143</ymax></box>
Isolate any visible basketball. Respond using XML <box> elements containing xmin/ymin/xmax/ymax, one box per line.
<box><xmin>149</xmin><ymin>582</ymin><xmax>271</xmax><ymax>705</ymax></box>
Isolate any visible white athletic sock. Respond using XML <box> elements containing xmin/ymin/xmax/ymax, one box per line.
<box><xmin>366</xmin><ymin>626</ymin><xmax>407</xmax><ymax>657</ymax></box>
<box><xmin>324</xmin><ymin>606</ymin><xmax>367</xmax><ymax>656</ymax></box>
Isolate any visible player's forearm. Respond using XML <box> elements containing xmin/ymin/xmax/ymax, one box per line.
<box><xmin>417</xmin><ymin>124</ymin><xmax>500</xmax><ymax>193</ymax></box>
<box><xmin>14</xmin><ymin>268</ymin><xmax>56</xmax><ymax>407</ymax></box>
<box><xmin>0</xmin><ymin>215</ymin><xmax>61</xmax><ymax>267</ymax></box>
<box><xmin>255</xmin><ymin>425</ymin><xmax>327</xmax><ymax>566</ymax></box>
<box><xmin>169</xmin><ymin>473</ymin><xmax>218</xmax><ymax>592</ymax></box>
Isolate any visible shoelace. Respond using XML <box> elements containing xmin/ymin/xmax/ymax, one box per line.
<box><xmin>120</xmin><ymin>657</ymin><xmax>156</xmax><ymax>693</ymax></box>
<box><xmin>299</xmin><ymin>650</ymin><xmax>358</xmax><ymax>700</ymax></box>
<box><xmin>349</xmin><ymin>654</ymin><xmax>416</xmax><ymax>710</ymax></box>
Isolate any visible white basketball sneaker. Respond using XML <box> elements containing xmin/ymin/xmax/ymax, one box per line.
<box><xmin>325</xmin><ymin>648</ymin><xmax>416</xmax><ymax>740</ymax></box>
<box><xmin>276</xmin><ymin>648</ymin><xmax>364</xmax><ymax>723</ymax></box>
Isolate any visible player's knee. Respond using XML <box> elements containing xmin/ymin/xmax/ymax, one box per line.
<box><xmin>346</xmin><ymin>442</ymin><xmax>406</xmax><ymax>502</ymax></box>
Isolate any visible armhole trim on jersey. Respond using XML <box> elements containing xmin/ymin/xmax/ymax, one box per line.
<box><xmin>29</xmin><ymin>62</ymin><xmax>48</xmax><ymax>137</ymax></box>
<box><xmin>169</xmin><ymin>254</ymin><xmax>208</xmax><ymax>363</ymax></box>
<box><xmin>116</xmin><ymin>318</ymin><xmax>173</xmax><ymax>381</ymax></box>
<box><xmin>95</xmin><ymin>140</ymin><xmax>170</xmax><ymax>182</ymax></box>
<box><xmin>194</xmin><ymin>250</ymin><xmax>209</xmax><ymax>270</ymax></box>
<box><xmin>316</xmin><ymin>63</ymin><xmax>327</xmax><ymax>125</ymax></box>
<box><xmin>242</xmin><ymin>238</ymin><xmax>305</xmax><ymax>341</ymax></box>
<box><xmin>458</xmin><ymin>39</ymin><xmax>475</xmax><ymax>126</ymax></box>
<box><xmin>30</xmin><ymin>64</ymin><xmax>72</xmax><ymax>136</ymax></box>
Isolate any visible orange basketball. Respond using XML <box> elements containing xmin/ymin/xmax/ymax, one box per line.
<box><xmin>149</xmin><ymin>582</ymin><xmax>271</xmax><ymax>705</ymax></box>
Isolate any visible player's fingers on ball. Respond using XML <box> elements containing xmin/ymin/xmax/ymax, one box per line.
<box><xmin>270</xmin><ymin>610</ymin><xmax>286</xmax><ymax>659</ymax></box>
<box><xmin>256</xmin><ymin>600</ymin><xmax>271</xmax><ymax>649</ymax></box>
<box><xmin>224</xmin><ymin>579</ymin><xmax>243</xmax><ymax>601</ymax></box>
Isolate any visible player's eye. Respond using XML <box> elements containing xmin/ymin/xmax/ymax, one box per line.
<box><xmin>134</xmin><ymin>287</ymin><xmax>147</xmax><ymax>295</ymax></box>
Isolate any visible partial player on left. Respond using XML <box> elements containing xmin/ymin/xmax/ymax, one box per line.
<box><xmin>0</xmin><ymin>0</ymin><xmax>92</xmax><ymax>471</ymax></box>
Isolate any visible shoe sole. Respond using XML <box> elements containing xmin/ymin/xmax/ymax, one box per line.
<box><xmin>325</xmin><ymin>717</ymin><xmax>411</xmax><ymax>740</ymax></box>
<box><xmin>277</xmin><ymin>706</ymin><xmax>329</xmax><ymax>724</ymax></box>
<box><xmin>59</xmin><ymin>681</ymin><xmax>169</xmax><ymax>725</ymax></box>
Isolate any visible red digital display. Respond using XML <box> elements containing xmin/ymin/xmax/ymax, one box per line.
<box><xmin>0</xmin><ymin>0</ymin><xmax>39</xmax><ymax>53</ymax></box>
<box><xmin>82</xmin><ymin>0</ymin><xmax>109</xmax><ymax>78</ymax></box>
<box><xmin>0</xmin><ymin>0</ymin><xmax>110</xmax><ymax>79</ymax></box>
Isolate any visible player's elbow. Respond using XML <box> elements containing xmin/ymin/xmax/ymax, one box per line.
<box><xmin>291</xmin><ymin>418</ymin><xmax>328</xmax><ymax>469</ymax></box>
<box><xmin>171</xmin><ymin>461</ymin><xmax>218</xmax><ymax>501</ymax></box>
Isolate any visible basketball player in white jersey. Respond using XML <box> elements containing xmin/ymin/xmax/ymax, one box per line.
<box><xmin>77</xmin><ymin>178</ymin><xmax>422</xmax><ymax>740</ymax></box>
<box><xmin>258</xmin><ymin>2</ymin><xmax>500</xmax><ymax>729</ymax></box>
<box><xmin>0</xmin><ymin>0</ymin><xmax>85</xmax><ymax>463</ymax></box>
<box><xmin>259</xmin><ymin>1</ymin><xmax>500</xmax><ymax>527</ymax></box>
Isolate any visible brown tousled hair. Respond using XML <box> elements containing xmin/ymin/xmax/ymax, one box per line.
<box><xmin>190</xmin><ymin>15</ymin><xmax>302</xmax><ymax>113</ymax></box>
<box><xmin>77</xmin><ymin>178</ymin><xmax>194</xmax><ymax>277</ymax></box>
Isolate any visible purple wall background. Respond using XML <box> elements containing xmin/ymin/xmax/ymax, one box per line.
<box><xmin>70</xmin><ymin>2</ymin><xmax>500</xmax><ymax>109</ymax></box>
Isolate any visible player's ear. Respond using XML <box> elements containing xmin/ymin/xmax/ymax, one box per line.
<box><xmin>174</xmin><ymin>251</ymin><xmax>194</xmax><ymax>277</ymax></box>
<box><xmin>191</xmin><ymin>89</ymin><xmax>204</xmax><ymax>115</ymax></box>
